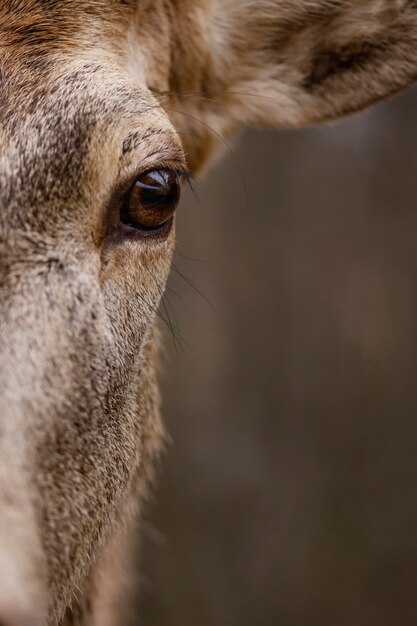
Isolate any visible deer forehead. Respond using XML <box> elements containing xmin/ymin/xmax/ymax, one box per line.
<box><xmin>0</xmin><ymin>57</ymin><xmax>183</xmax><ymax>234</ymax></box>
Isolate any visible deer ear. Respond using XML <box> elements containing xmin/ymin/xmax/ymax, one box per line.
<box><xmin>207</xmin><ymin>1</ymin><xmax>417</xmax><ymax>128</ymax></box>
<box><xmin>163</xmin><ymin>1</ymin><xmax>417</xmax><ymax>168</ymax></box>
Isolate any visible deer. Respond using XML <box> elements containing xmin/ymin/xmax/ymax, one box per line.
<box><xmin>0</xmin><ymin>1</ymin><xmax>416</xmax><ymax>624</ymax></box>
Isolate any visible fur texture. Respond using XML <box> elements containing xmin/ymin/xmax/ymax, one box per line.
<box><xmin>0</xmin><ymin>1</ymin><xmax>415</xmax><ymax>624</ymax></box>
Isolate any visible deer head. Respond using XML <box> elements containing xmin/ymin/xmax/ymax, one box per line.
<box><xmin>0</xmin><ymin>1</ymin><xmax>415</xmax><ymax>624</ymax></box>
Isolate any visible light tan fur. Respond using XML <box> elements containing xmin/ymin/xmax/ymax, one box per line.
<box><xmin>0</xmin><ymin>2</ymin><xmax>416</xmax><ymax>624</ymax></box>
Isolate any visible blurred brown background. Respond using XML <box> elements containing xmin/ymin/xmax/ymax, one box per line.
<box><xmin>138</xmin><ymin>85</ymin><xmax>417</xmax><ymax>626</ymax></box>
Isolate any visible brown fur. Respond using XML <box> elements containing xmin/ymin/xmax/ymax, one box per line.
<box><xmin>0</xmin><ymin>1</ymin><xmax>415</xmax><ymax>624</ymax></box>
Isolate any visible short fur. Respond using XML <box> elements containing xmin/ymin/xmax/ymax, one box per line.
<box><xmin>0</xmin><ymin>1</ymin><xmax>415</xmax><ymax>624</ymax></box>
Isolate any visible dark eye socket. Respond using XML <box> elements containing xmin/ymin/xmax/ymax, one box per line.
<box><xmin>120</xmin><ymin>169</ymin><xmax>181</xmax><ymax>234</ymax></box>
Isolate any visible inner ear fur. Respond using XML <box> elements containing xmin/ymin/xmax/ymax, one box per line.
<box><xmin>209</xmin><ymin>0</ymin><xmax>417</xmax><ymax>125</ymax></box>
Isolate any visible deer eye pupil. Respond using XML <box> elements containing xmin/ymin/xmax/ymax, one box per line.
<box><xmin>121</xmin><ymin>169</ymin><xmax>180</xmax><ymax>232</ymax></box>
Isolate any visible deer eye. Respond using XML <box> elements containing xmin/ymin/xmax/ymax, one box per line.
<box><xmin>120</xmin><ymin>169</ymin><xmax>180</xmax><ymax>233</ymax></box>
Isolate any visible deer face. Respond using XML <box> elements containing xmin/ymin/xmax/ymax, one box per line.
<box><xmin>0</xmin><ymin>55</ymin><xmax>184</xmax><ymax>622</ymax></box>
<box><xmin>0</xmin><ymin>1</ymin><xmax>416</xmax><ymax>625</ymax></box>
